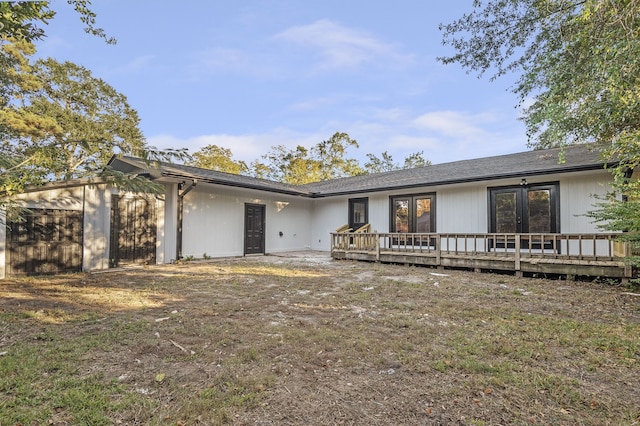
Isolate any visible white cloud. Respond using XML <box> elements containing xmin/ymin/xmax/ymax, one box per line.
<box><xmin>274</xmin><ymin>19</ymin><xmax>413</xmax><ymax>71</ymax></box>
<box><xmin>147</xmin><ymin>108</ymin><xmax>528</xmax><ymax>168</ymax></box>
<box><xmin>147</xmin><ymin>129</ymin><xmax>324</xmax><ymax>163</ymax></box>
<box><xmin>412</xmin><ymin>110</ymin><xmax>497</xmax><ymax>140</ymax></box>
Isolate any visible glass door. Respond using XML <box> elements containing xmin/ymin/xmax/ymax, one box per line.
<box><xmin>489</xmin><ymin>183</ymin><xmax>559</xmax><ymax>249</ymax></box>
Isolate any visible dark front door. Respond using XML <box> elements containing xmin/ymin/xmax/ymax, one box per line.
<box><xmin>244</xmin><ymin>204</ymin><xmax>265</xmax><ymax>255</ymax></box>
<box><xmin>109</xmin><ymin>195</ymin><xmax>157</xmax><ymax>267</ymax></box>
<box><xmin>6</xmin><ymin>208</ymin><xmax>83</xmax><ymax>275</ymax></box>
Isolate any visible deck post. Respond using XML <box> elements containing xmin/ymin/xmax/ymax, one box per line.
<box><xmin>624</xmin><ymin>241</ymin><xmax>633</xmax><ymax>278</ymax></box>
<box><xmin>375</xmin><ymin>233</ymin><xmax>380</xmax><ymax>262</ymax></box>
<box><xmin>515</xmin><ymin>235</ymin><xmax>522</xmax><ymax>277</ymax></box>
<box><xmin>435</xmin><ymin>235</ymin><xmax>441</xmax><ymax>267</ymax></box>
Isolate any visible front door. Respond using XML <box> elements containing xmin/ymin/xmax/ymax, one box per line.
<box><xmin>244</xmin><ymin>204</ymin><xmax>265</xmax><ymax>255</ymax></box>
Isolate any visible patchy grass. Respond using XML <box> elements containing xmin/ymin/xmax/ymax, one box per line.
<box><xmin>1</xmin><ymin>256</ymin><xmax>639</xmax><ymax>425</ymax></box>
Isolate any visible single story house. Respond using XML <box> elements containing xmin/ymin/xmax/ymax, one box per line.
<box><xmin>0</xmin><ymin>144</ymin><xmax>631</xmax><ymax>279</ymax></box>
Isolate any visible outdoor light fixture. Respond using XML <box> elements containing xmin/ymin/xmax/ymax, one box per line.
<box><xmin>520</xmin><ymin>178</ymin><xmax>528</xmax><ymax>186</ymax></box>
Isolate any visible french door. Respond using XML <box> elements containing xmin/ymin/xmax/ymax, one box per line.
<box><xmin>489</xmin><ymin>183</ymin><xmax>559</xmax><ymax>248</ymax></box>
<box><xmin>390</xmin><ymin>194</ymin><xmax>435</xmax><ymax>233</ymax></box>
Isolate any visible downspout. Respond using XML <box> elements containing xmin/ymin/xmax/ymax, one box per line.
<box><xmin>176</xmin><ymin>180</ymin><xmax>197</xmax><ymax>260</ymax></box>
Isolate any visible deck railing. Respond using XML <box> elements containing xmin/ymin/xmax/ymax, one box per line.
<box><xmin>331</xmin><ymin>232</ymin><xmax>633</xmax><ymax>278</ymax></box>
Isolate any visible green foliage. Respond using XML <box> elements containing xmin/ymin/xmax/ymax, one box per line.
<box><xmin>250</xmin><ymin>132</ymin><xmax>365</xmax><ymax>184</ymax></box>
<box><xmin>365</xmin><ymin>150</ymin><xmax>431</xmax><ymax>173</ymax></box>
<box><xmin>0</xmin><ymin>2</ymin><xmax>55</xmax><ymax>42</ymax></box>
<box><xmin>586</xmin><ymin>171</ymin><xmax>640</xmax><ymax>267</ymax></box>
<box><xmin>189</xmin><ymin>144</ymin><xmax>248</xmax><ymax>174</ymax></box>
<box><xmin>439</xmin><ymin>0</ymin><xmax>639</xmax><ymax>153</ymax></box>
<box><xmin>14</xmin><ymin>58</ymin><xmax>145</xmax><ymax>180</ymax></box>
<box><xmin>0</xmin><ymin>1</ymin><xmax>114</xmax><ymax>44</ymax></box>
<box><xmin>0</xmin><ymin>2</ymin><xmax>172</xmax><ymax>209</ymax></box>
<box><xmin>312</xmin><ymin>132</ymin><xmax>365</xmax><ymax>180</ymax></box>
<box><xmin>205</xmin><ymin>132</ymin><xmax>433</xmax><ymax>184</ymax></box>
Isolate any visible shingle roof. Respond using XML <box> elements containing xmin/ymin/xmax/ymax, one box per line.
<box><xmin>109</xmin><ymin>144</ymin><xmax>610</xmax><ymax>198</ymax></box>
<box><xmin>302</xmin><ymin>144</ymin><xmax>610</xmax><ymax>196</ymax></box>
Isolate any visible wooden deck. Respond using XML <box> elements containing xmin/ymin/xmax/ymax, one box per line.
<box><xmin>331</xmin><ymin>232</ymin><xmax>634</xmax><ymax>279</ymax></box>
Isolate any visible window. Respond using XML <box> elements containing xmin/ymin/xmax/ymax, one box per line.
<box><xmin>348</xmin><ymin>198</ymin><xmax>368</xmax><ymax>230</ymax></box>
<box><xmin>390</xmin><ymin>194</ymin><xmax>435</xmax><ymax>233</ymax></box>
<box><xmin>489</xmin><ymin>182</ymin><xmax>559</xmax><ymax>234</ymax></box>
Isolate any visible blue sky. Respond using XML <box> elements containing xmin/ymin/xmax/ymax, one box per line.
<box><xmin>38</xmin><ymin>0</ymin><xmax>530</xmax><ymax>166</ymax></box>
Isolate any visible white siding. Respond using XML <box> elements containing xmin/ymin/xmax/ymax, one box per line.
<box><xmin>310</xmin><ymin>197</ymin><xmax>346</xmax><ymax>251</ymax></box>
<box><xmin>310</xmin><ymin>192</ymin><xmax>390</xmax><ymax>251</ymax></box>
<box><xmin>82</xmin><ymin>185</ymin><xmax>111</xmax><ymax>271</ymax></box>
<box><xmin>161</xmin><ymin>183</ymin><xmax>179</xmax><ymax>263</ymax></box>
<box><xmin>368</xmin><ymin>193</ymin><xmax>390</xmax><ymax>233</ymax></box>
<box><xmin>309</xmin><ymin>170</ymin><xmax>614</xmax><ymax>249</ymax></box>
<box><xmin>435</xmin><ymin>185</ymin><xmax>487</xmax><ymax>233</ymax></box>
<box><xmin>559</xmin><ymin>170</ymin><xmax>613</xmax><ymax>233</ymax></box>
<box><xmin>180</xmin><ymin>184</ymin><xmax>312</xmax><ymax>258</ymax></box>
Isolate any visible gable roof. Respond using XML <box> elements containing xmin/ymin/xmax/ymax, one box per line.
<box><xmin>109</xmin><ymin>144</ymin><xmax>611</xmax><ymax>198</ymax></box>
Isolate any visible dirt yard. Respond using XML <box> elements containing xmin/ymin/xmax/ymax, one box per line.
<box><xmin>1</xmin><ymin>252</ymin><xmax>639</xmax><ymax>425</ymax></box>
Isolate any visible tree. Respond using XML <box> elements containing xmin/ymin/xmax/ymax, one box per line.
<box><xmin>7</xmin><ymin>58</ymin><xmax>144</xmax><ymax>180</ymax></box>
<box><xmin>0</xmin><ymin>0</ymin><xmax>181</xmax><ymax>211</ymax></box>
<box><xmin>364</xmin><ymin>151</ymin><xmax>398</xmax><ymax>174</ymax></box>
<box><xmin>252</xmin><ymin>132</ymin><xmax>364</xmax><ymax>184</ymax></box>
<box><xmin>312</xmin><ymin>132</ymin><xmax>364</xmax><ymax>180</ymax></box>
<box><xmin>253</xmin><ymin>145</ymin><xmax>317</xmax><ymax>184</ymax></box>
<box><xmin>0</xmin><ymin>1</ymin><xmax>115</xmax><ymax>44</ymax></box>
<box><xmin>364</xmin><ymin>150</ymin><xmax>431</xmax><ymax>173</ymax></box>
<box><xmin>403</xmin><ymin>151</ymin><xmax>430</xmax><ymax>169</ymax></box>
<box><xmin>1</xmin><ymin>0</ymin><xmax>117</xmax><ymax>200</ymax></box>
<box><xmin>440</xmin><ymin>0</ymin><xmax>640</xmax><ymax>264</ymax></box>
<box><xmin>190</xmin><ymin>144</ymin><xmax>248</xmax><ymax>175</ymax></box>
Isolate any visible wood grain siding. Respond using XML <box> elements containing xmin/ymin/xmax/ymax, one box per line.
<box><xmin>109</xmin><ymin>195</ymin><xmax>157</xmax><ymax>266</ymax></box>
<box><xmin>6</xmin><ymin>209</ymin><xmax>83</xmax><ymax>275</ymax></box>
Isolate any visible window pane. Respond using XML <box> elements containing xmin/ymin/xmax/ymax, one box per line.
<box><xmin>352</xmin><ymin>202</ymin><xmax>366</xmax><ymax>224</ymax></box>
<box><xmin>495</xmin><ymin>192</ymin><xmax>517</xmax><ymax>233</ymax></box>
<box><xmin>394</xmin><ymin>200</ymin><xmax>409</xmax><ymax>233</ymax></box>
<box><xmin>528</xmin><ymin>190</ymin><xmax>551</xmax><ymax>233</ymax></box>
<box><xmin>415</xmin><ymin>198</ymin><xmax>431</xmax><ymax>233</ymax></box>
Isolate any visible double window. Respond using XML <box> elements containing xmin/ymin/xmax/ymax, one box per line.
<box><xmin>390</xmin><ymin>194</ymin><xmax>436</xmax><ymax>233</ymax></box>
